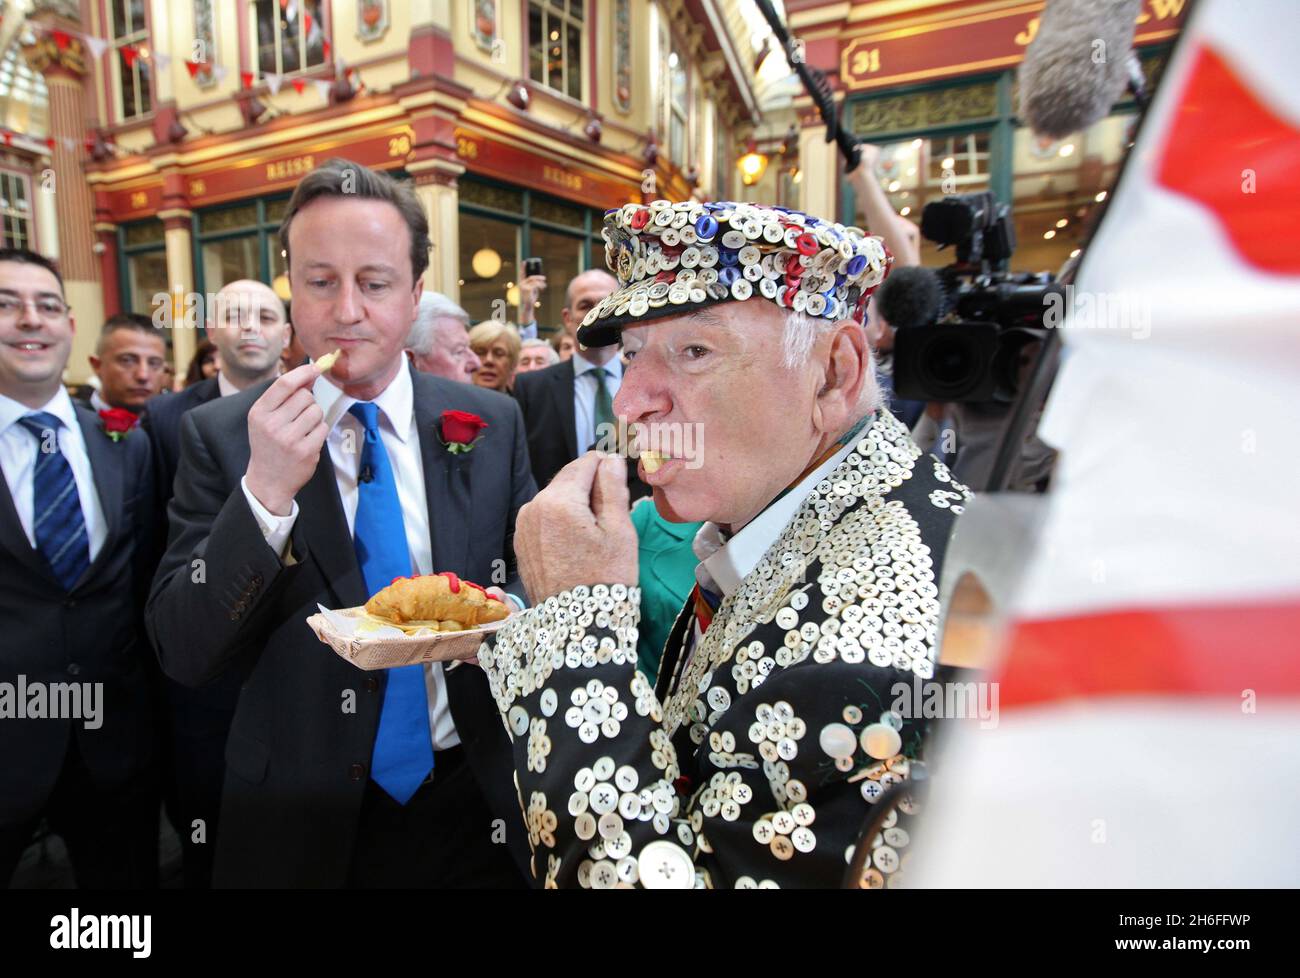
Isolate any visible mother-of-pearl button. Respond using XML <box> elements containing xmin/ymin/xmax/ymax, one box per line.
<box><xmin>861</xmin><ymin>723</ymin><xmax>902</xmax><ymax>760</ymax></box>
<box><xmin>819</xmin><ymin>722</ymin><xmax>857</xmax><ymax>759</ymax></box>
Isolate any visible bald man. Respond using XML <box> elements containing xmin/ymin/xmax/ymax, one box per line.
<box><xmin>512</xmin><ymin>269</ymin><xmax>649</xmax><ymax>501</ymax></box>
<box><xmin>142</xmin><ymin>278</ymin><xmax>288</xmax><ymax>889</ymax></box>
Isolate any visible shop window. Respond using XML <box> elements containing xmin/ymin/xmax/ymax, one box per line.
<box><xmin>459</xmin><ymin>212</ymin><xmax>520</xmax><ymax>325</ymax></box>
<box><xmin>254</xmin><ymin>0</ymin><xmax>327</xmax><ymax>78</ymax></box>
<box><xmin>529</xmin><ymin>0</ymin><xmax>584</xmax><ymax>101</ymax></box>
<box><xmin>119</xmin><ymin>219</ymin><xmax>167</xmax><ymax>317</ymax></box>
<box><xmin>0</xmin><ymin>171</ymin><xmax>32</xmax><ymax>249</ymax></box>
<box><xmin>111</xmin><ymin>0</ymin><xmax>152</xmax><ymax>119</ymax></box>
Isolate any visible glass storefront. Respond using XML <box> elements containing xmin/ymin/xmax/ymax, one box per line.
<box><xmin>193</xmin><ymin>196</ymin><xmax>292</xmax><ymax>297</ymax></box>
<box><xmin>118</xmin><ymin>218</ymin><xmax>167</xmax><ymax>318</ymax></box>
<box><xmin>844</xmin><ymin>53</ymin><xmax>1165</xmax><ymax>277</ymax></box>
<box><xmin>457</xmin><ymin>178</ymin><xmax>603</xmax><ymax>332</ymax></box>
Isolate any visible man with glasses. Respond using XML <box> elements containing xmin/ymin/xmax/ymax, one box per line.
<box><xmin>0</xmin><ymin>248</ymin><xmax>159</xmax><ymax>887</ymax></box>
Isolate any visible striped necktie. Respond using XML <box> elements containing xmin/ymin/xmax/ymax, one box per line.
<box><xmin>17</xmin><ymin>412</ymin><xmax>90</xmax><ymax>591</ymax></box>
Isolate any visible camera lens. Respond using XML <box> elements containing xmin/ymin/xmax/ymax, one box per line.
<box><xmin>920</xmin><ymin>332</ymin><xmax>979</xmax><ymax>399</ymax></box>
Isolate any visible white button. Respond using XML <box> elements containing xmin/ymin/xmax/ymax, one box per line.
<box><xmin>771</xmin><ymin>811</ymin><xmax>796</xmax><ymax>835</ymax></box>
<box><xmin>615</xmin><ymin>765</ymin><xmax>639</xmax><ymax>792</ymax></box>
<box><xmin>733</xmin><ymin>783</ymin><xmax>753</xmax><ymax>805</ymax></box>
<box><xmin>637</xmin><ymin>840</ymin><xmax>695</xmax><ymax>889</ymax></box>
<box><xmin>842</xmin><ymin>705</ymin><xmax>863</xmax><ymax>724</ymax></box>
<box><xmin>775</xmin><ymin>607</ymin><xmax>798</xmax><ymax>630</ymax></box>
<box><xmin>568</xmin><ymin>791</ymin><xmax>589</xmax><ymax>816</ymax></box>
<box><xmin>777</xmin><ymin>738</ymin><xmax>798</xmax><ymax>761</ymax></box>
<box><xmin>884</xmin><ymin>826</ymin><xmax>910</xmax><ymax>848</ymax></box>
<box><xmin>574</xmin><ymin>812</ymin><xmax>596</xmax><ymax>841</ymax></box>
<box><xmin>819</xmin><ymin>722</ymin><xmax>857</xmax><ymax>759</ymax></box>
<box><xmin>571</xmin><ymin>688</ymin><xmax>588</xmax><ymax>707</ymax></box>
<box><xmin>578</xmin><ymin>722</ymin><xmax>599</xmax><ymax>743</ymax></box>
<box><xmin>574</xmin><ymin>767</ymin><xmax>595</xmax><ymax>792</ymax></box>
<box><xmin>752</xmin><ymin>819</ymin><xmax>775</xmax><ymax>844</ymax></box>
<box><xmin>790</xmin><ymin>591</ymin><xmax>809</xmax><ymax>611</ymax></box>
<box><xmin>861</xmin><ymin>723</ymin><xmax>902</xmax><ymax>760</ymax></box>
<box><xmin>706</xmin><ymin>686</ymin><xmax>731</xmax><ymax>711</ymax></box>
<box><xmin>619</xmin><ymin>791</ymin><xmax>641</xmax><ymax>820</ymax></box>
<box><xmin>872</xmin><ymin>845</ymin><xmax>900</xmax><ymax>873</ymax></box>
<box><xmin>590</xmin><ymin>859</ymin><xmax>619</xmax><ymax>889</ymax></box>
<box><xmin>606</xmin><ymin>832</ymin><xmax>633</xmax><ymax>860</ymax></box>
<box><xmin>508</xmin><ymin>706</ymin><xmax>528</xmax><ymax>737</ymax></box>
<box><xmin>593</xmin><ymin>756</ymin><xmax>616</xmax><ymax>780</ymax></box>
<box><xmin>539</xmin><ymin>688</ymin><xmax>558</xmax><ymax>717</ymax></box>
<box><xmin>590</xmin><ymin>783</ymin><xmax>618</xmax><ymax>814</ymax></box>
<box><xmin>601</xmin><ymin>717</ymin><xmax>622</xmax><ymax>739</ymax></box>
<box><xmin>598</xmin><ymin>812</ymin><xmax>624</xmax><ymax>840</ymax></box>
<box><xmin>791</xmin><ymin>826</ymin><xmax>816</xmax><ymax>853</ymax></box>
<box><xmin>792</xmin><ymin>802</ymin><xmax>815</xmax><ymax>827</ymax></box>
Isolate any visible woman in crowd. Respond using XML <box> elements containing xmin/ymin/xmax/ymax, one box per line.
<box><xmin>468</xmin><ymin>320</ymin><xmax>522</xmax><ymax>393</ymax></box>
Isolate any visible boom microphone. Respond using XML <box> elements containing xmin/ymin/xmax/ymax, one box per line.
<box><xmin>876</xmin><ymin>265</ymin><xmax>945</xmax><ymax>329</ymax></box>
<box><xmin>1018</xmin><ymin>0</ymin><xmax>1143</xmax><ymax>139</ymax></box>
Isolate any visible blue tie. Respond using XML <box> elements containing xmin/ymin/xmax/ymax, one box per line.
<box><xmin>17</xmin><ymin>413</ymin><xmax>90</xmax><ymax>591</ymax></box>
<box><xmin>348</xmin><ymin>402</ymin><xmax>433</xmax><ymax>803</ymax></box>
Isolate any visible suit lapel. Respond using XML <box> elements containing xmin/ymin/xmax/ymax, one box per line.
<box><xmin>76</xmin><ymin>408</ymin><xmax>123</xmax><ymax>581</ymax></box>
<box><xmin>0</xmin><ymin>466</ymin><xmax>55</xmax><ymax>585</ymax></box>
<box><xmin>551</xmin><ymin>358</ymin><xmax>578</xmax><ymax>460</ymax></box>
<box><xmin>297</xmin><ymin>445</ymin><xmax>366</xmax><ymax>608</ymax></box>
<box><xmin>414</xmin><ymin>371</ymin><xmax>472</xmax><ymax>577</ymax></box>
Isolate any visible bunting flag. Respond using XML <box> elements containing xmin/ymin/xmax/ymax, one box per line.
<box><xmin>911</xmin><ymin>0</ymin><xmax>1300</xmax><ymax>889</ymax></box>
<box><xmin>240</xmin><ymin>70</ymin><xmax>254</xmax><ymax>89</ymax></box>
<box><xmin>61</xmin><ymin>136</ymin><xmax>77</xmax><ymax>150</ymax></box>
<box><xmin>265</xmin><ymin>73</ymin><xmax>283</xmax><ymax>96</ymax></box>
<box><xmin>120</xmin><ymin>44</ymin><xmax>139</xmax><ymax>68</ymax></box>
<box><xmin>313</xmin><ymin>79</ymin><xmax>333</xmax><ymax>99</ymax></box>
<box><xmin>83</xmin><ymin>35</ymin><xmax>109</xmax><ymax>60</ymax></box>
<box><xmin>52</xmin><ymin>29</ymin><xmax>71</xmax><ymax>50</ymax></box>
<box><xmin>304</xmin><ymin>12</ymin><xmax>314</xmax><ymax>35</ymax></box>
<box><xmin>322</xmin><ymin>39</ymin><xmax>331</xmax><ymax>59</ymax></box>
<box><xmin>152</xmin><ymin>51</ymin><xmax>171</xmax><ymax>72</ymax></box>
<box><xmin>184</xmin><ymin>59</ymin><xmax>202</xmax><ymax>79</ymax></box>
<box><xmin>211</xmin><ymin>64</ymin><xmax>229</xmax><ymax>83</ymax></box>
<box><xmin>3</xmin><ymin>133</ymin><xmax>13</xmax><ymax>146</ymax></box>
<box><xmin>44</xmin><ymin>137</ymin><xmax>55</xmax><ymax>149</ymax></box>
<box><xmin>291</xmin><ymin>78</ymin><xmax>305</xmax><ymax>95</ymax></box>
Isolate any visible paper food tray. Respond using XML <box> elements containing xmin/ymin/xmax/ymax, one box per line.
<box><xmin>307</xmin><ymin>603</ymin><xmax>510</xmax><ymax>670</ymax></box>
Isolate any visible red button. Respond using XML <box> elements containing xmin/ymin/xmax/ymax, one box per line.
<box><xmin>630</xmin><ymin>208</ymin><xmax>650</xmax><ymax>230</ymax></box>
<box><xmin>795</xmin><ymin>232</ymin><xmax>819</xmax><ymax>256</ymax></box>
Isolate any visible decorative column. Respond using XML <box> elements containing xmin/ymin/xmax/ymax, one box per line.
<box><xmin>797</xmin><ymin>105</ymin><xmax>838</xmax><ymax>222</ymax></box>
<box><xmin>409</xmin><ymin>161</ymin><xmax>463</xmax><ymax>299</ymax></box>
<box><xmin>23</xmin><ymin>14</ymin><xmax>103</xmax><ymax>383</ymax></box>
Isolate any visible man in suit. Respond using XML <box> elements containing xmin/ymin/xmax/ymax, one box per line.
<box><xmin>476</xmin><ymin>200</ymin><xmax>968</xmax><ymax>888</ymax></box>
<box><xmin>142</xmin><ymin>277</ymin><xmax>289</xmax><ymax>888</ymax></box>
<box><xmin>78</xmin><ymin>314</ymin><xmax>169</xmax><ymax>418</ymax></box>
<box><xmin>0</xmin><ymin>248</ymin><xmax>158</xmax><ymax>887</ymax></box>
<box><xmin>512</xmin><ymin>269</ymin><xmax>649</xmax><ymax>501</ymax></box>
<box><xmin>147</xmin><ymin>158</ymin><xmax>536</xmax><ymax>888</ymax></box>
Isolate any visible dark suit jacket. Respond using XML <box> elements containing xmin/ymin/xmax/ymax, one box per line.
<box><xmin>0</xmin><ymin>402</ymin><xmax>156</xmax><ymax>825</ymax></box>
<box><xmin>512</xmin><ymin>357</ymin><xmax>650</xmax><ymax>501</ymax></box>
<box><xmin>143</xmin><ymin>376</ymin><xmax>219</xmax><ymax>521</ymax></box>
<box><xmin>146</xmin><ymin>367</ymin><xmax>537</xmax><ymax>887</ymax></box>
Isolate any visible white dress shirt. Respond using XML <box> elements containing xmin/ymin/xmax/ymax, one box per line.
<box><xmin>0</xmin><ymin>387</ymin><xmax>109</xmax><ymax>562</ymax></box>
<box><xmin>216</xmin><ymin>371</ymin><xmax>241</xmax><ymax>398</ymax></box>
<box><xmin>239</xmin><ymin>364</ymin><xmax>460</xmax><ymax>750</ymax></box>
<box><xmin>89</xmin><ymin>388</ymin><xmax>109</xmax><ymax>414</ymax></box>
<box><xmin>678</xmin><ymin>432</ymin><xmax>864</xmax><ymax>676</ymax></box>
<box><xmin>572</xmin><ymin>351</ymin><xmax>623</xmax><ymax>454</ymax></box>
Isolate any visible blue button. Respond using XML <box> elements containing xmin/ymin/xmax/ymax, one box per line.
<box><xmin>695</xmin><ymin>215</ymin><xmax>719</xmax><ymax>241</ymax></box>
<box><xmin>846</xmin><ymin>254</ymin><xmax>868</xmax><ymax>276</ymax></box>
<box><xmin>718</xmin><ymin>266</ymin><xmax>740</xmax><ymax>286</ymax></box>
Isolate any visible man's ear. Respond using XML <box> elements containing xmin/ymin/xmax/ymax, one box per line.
<box><xmin>811</xmin><ymin>321</ymin><xmax>868</xmax><ymax>434</ymax></box>
<box><xmin>88</xmin><ymin>354</ymin><xmax>101</xmax><ymax>374</ymax></box>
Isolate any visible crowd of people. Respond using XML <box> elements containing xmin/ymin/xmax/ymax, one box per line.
<box><xmin>2</xmin><ymin>154</ymin><xmax>975</xmax><ymax>890</ymax></box>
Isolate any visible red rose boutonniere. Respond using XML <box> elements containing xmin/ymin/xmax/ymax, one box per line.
<box><xmin>439</xmin><ymin>409</ymin><xmax>487</xmax><ymax>454</ymax></box>
<box><xmin>98</xmin><ymin>407</ymin><xmax>139</xmax><ymax>442</ymax></box>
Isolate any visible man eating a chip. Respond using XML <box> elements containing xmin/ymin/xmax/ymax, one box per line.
<box><xmin>477</xmin><ymin>200</ymin><xmax>971</xmax><ymax>888</ymax></box>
